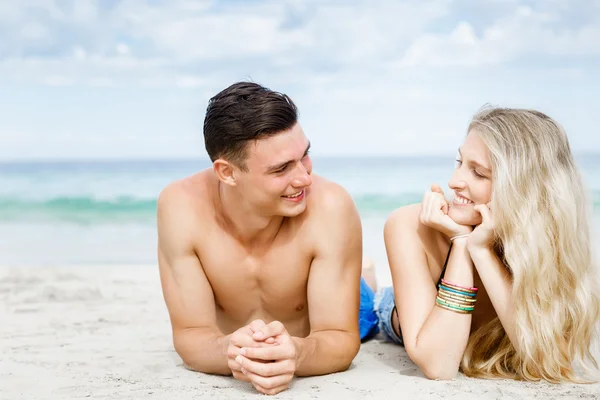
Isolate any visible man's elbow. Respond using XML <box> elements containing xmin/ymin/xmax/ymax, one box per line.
<box><xmin>338</xmin><ymin>336</ymin><xmax>360</xmax><ymax>371</ymax></box>
<box><xmin>332</xmin><ymin>332</ymin><xmax>360</xmax><ymax>372</ymax></box>
<box><xmin>173</xmin><ymin>339</ymin><xmax>203</xmax><ymax>372</ymax></box>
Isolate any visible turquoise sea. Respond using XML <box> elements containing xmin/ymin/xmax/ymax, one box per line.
<box><xmin>2</xmin><ymin>155</ymin><xmax>600</xmax><ymax>272</ymax></box>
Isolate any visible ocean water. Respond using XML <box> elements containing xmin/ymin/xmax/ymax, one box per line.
<box><xmin>2</xmin><ymin>155</ymin><xmax>600</xmax><ymax>277</ymax></box>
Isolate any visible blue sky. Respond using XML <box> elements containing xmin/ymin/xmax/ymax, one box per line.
<box><xmin>1</xmin><ymin>0</ymin><xmax>599</xmax><ymax>160</ymax></box>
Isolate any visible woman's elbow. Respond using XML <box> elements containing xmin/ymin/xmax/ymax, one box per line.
<box><xmin>406</xmin><ymin>346</ymin><xmax>459</xmax><ymax>380</ymax></box>
<box><xmin>421</xmin><ymin>364</ymin><xmax>459</xmax><ymax>380</ymax></box>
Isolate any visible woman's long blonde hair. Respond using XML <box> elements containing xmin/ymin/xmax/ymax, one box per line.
<box><xmin>460</xmin><ymin>106</ymin><xmax>600</xmax><ymax>383</ymax></box>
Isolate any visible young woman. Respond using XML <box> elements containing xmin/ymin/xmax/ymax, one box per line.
<box><xmin>377</xmin><ymin>106</ymin><xmax>600</xmax><ymax>382</ymax></box>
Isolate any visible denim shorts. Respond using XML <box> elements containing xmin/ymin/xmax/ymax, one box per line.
<box><xmin>373</xmin><ymin>286</ymin><xmax>404</xmax><ymax>345</ymax></box>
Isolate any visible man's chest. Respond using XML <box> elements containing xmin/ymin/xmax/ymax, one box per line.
<box><xmin>198</xmin><ymin>231</ymin><xmax>314</xmax><ymax>312</ymax></box>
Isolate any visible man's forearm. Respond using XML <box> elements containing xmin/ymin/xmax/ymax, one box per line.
<box><xmin>292</xmin><ymin>330</ymin><xmax>360</xmax><ymax>376</ymax></box>
<box><xmin>173</xmin><ymin>328</ymin><xmax>231</xmax><ymax>375</ymax></box>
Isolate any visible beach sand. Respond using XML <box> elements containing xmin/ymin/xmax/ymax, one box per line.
<box><xmin>2</xmin><ymin>265</ymin><xmax>598</xmax><ymax>400</ymax></box>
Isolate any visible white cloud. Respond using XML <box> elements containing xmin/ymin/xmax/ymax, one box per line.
<box><xmin>73</xmin><ymin>46</ymin><xmax>87</xmax><ymax>61</ymax></box>
<box><xmin>42</xmin><ymin>74</ymin><xmax>75</xmax><ymax>86</ymax></box>
<box><xmin>396</xmin><ymin>3</ymin><xmax>600</xmax><ymax>67</ymax></box>
<box><xmin>19</xmin><ymin>21</ymin><xmax>47</xmax><ymax>39</ymax></box>
<box><xmin>0</xmin><ymin>0</ymin><xmax>594</xmax><ymax>88</ymax></box>
<box><xmin>175</xmin><ymin>75</ymin><xmax>205</xmax><ymax>88</ymax></box>
<box><xmin>0</xmin><ymin>1</ymin><xmax>599</xmax><ymax>159</ymax></box>
<box><xmin>116</xmin><ymin>43</ymin><xmax>130</xmax><ymax>55</ymax></box>
<box><xmin>0</xmin><ymin>0</ymin><xmax>453</xmax><ymax>86</ymax></box>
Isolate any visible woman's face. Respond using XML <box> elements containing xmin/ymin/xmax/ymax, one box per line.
<box><xmin>447</xmin><ymin>130</ymin><xmax>493</xmax><ymax>226</ymax></box>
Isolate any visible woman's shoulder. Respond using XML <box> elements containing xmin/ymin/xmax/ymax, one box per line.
<box><xmin>384</xmin><ymin>203</ymin><xmax>446</xmax><ymax>258</ymax></box>
<box><xmin>384</xmin><ymin>203</ymin><xmax>422</xmax><ymax>234</ymax></box>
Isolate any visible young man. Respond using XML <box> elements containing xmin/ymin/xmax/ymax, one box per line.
<box><xmin>157</xmin><ymin>82</ymin><xmax>378</xmax><ymax>395</ymax></box>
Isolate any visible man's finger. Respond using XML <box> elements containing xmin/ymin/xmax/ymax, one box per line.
<box><xmin>229</xmin><ymin>358</ymin><xmax>252</xmax><ymax>382</ymax></box>
<box><xmin>243</xmin><ymin>369</ymin><xmax>291</xmax><ymax>393</ymax></box>
<box><xmin>253</xmin><ymin>321</ymin><xmax>286</xmax><ymax>341</ymax></box>
<box><xmin>229</xmin><ymin>334</ymin><xmax>255</xmax><ymax>349</ymax></box>
<box><xmin>236</xmin><ymin>355</ymin><xmax>290</xmax><ymax>377</ymax></box>
<box><xmin>229</xmin><ymin>338</ymin><xmax>276</xmax><ymax>354</ymax></box>
<box><xmin>231</xmin><ymin>369</ymin><xmax>251</xmax><ymax>382</ymax></box>
<box><xmin>241</xmin><ymin>345</ymin><xmax>295</xmax><ymax>361</ymax></box>
<box><xmin>248</xmin><ymin>319</ymin><xmax>266</xmax><ymax>333</ymax></box>
<box><xmin>230</xmin><ymin>330</ymin><xmax>266</xmax><ymax>348</ymax></box>
<box><xmin>251</xmin><ymin>381</ymin><xmax>290</xmax><ymax>396</ymax></box>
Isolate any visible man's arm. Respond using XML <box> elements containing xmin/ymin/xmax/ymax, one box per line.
<box><xmin>157</xmin><ymin>184</ymin><xmax>231</xmax><ymax>375</ymax></box>
<box><xmin>294</xmin><ymin>184</ymin><xmax>362</xmax><ymax>376</ymax></box>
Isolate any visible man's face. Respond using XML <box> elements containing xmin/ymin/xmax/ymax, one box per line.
<box><xmin>235</xmin><ymin>123</ymin><xmax>313</xmax><ymax>217</ymax></box>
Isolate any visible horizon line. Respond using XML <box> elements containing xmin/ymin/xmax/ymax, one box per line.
<box><xmin>1</xmin><ymin>151</ymin><xmax>600</xmax><ymax>165</ymax></box>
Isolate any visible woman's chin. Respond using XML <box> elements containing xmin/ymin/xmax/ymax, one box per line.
<box><xmin>448</xmin><ymin>208</ymin><xmax>482</xmax><ymax>227</ymax></box>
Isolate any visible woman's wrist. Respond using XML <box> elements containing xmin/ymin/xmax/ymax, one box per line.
<box><xmin>467</xmin><ymin>244</ymin><xmax>495</xmax><ymax>261</ymax></box>
<box><xmin>449</xmin><ymin>236</ymin><xmax>470</xmax><ymax>256</ymax></box>
<box><xmin>441</xmin><ymin>237</ymin><xmax>474</xmax><ymax>279</ymax></box>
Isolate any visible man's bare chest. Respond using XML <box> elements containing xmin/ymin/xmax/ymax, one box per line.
<box><xmin>197</xmin><ymin>231</ymin><xmax>314</xmax><ymax>312</ymax></box>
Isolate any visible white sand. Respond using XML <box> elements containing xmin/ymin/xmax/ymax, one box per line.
<box><xmin>1</xmin><ymin>265</ymin><xmax>598</xmax><ymax>400</ymax></box>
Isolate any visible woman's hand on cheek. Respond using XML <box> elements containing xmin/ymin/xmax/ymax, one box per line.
<box><xmin>420</xmin><ymin>184</ymin><xmax>473</xmax><ymax>238</ymax></box>
<box><xmin>468</xmin><ymin>203</ymin><xmax>495</xmax><ymax>251</ymax></box>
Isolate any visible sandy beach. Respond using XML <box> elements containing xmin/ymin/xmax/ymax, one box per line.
<box><xmin>2</xmin><ymin>265</ymin><xmax>599</xmax><ymax>400</ymax></box>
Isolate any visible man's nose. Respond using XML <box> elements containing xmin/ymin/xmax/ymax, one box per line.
<box><xmin>292</xmin><ymin>163</ymin><xmax>312</xmax><ymax>187</ymax></box>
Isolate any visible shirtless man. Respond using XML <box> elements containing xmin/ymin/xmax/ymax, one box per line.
<box><xmin>157</xmin><ymin>82</ymin><xmax>379</xmax><ymax>395</ymax></box>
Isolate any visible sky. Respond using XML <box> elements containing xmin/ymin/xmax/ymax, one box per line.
<box><xmin>1</xmin><ymin>0</ymin><xmax>599</xmax><ymax>160</ymax></box>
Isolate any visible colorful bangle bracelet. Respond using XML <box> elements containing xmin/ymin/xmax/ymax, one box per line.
<box><xmin>436</xmin><ymin>297</ymin><xmax>475</xmax><ymax>311</ymax></box>
<box><xmin>437</xmin><ymin>291</ymin><xmax>477</xmax><ymax>303</ymax></box>
<box><xmin>441</xmin><ymin>279</ymin><xmax>478</xmax><ymax>292</ymax></box>
<box><xmin>438</xmin><ymin>285</ymin><xmax>477</xmax><ymax>297</ymax></box>
<box><xmin>435</xmin><ymin>302</ymin><xmax>472</xmax><ymax>314</ymax></box>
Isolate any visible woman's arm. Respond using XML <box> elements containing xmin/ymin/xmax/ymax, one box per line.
<box><xmin>385</xmin><ymin>204</ymin><xmax>474</xmax><ymax>380</ymax></box>
<box><xmin>467</xmin><ymin>204</ymin><xmax>518</xmax><ymax>350</ymax></box>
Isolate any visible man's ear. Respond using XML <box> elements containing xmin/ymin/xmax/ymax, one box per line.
<box><xmin>213</xmin><ymin>159</ymin><xmax>237</xmax><ymax>186</ymax></box>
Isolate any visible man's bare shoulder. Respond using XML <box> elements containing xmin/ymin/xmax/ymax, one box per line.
<box><xmin>157</xmin><ymin>170</ymin><xmax>214</xmax><ymax>216</ymax></box>
<box><xmin>157</xmin><ymin>170</ymin><xmax>216</xmax><ymax>267</ymax></box>
<box><xmin>157</xmin><ymin>169</ymin><xmax>216</xmax><ymax>242</ymax></box>
<box><xmin>307</xmin><ymin>174</ymin><xmax>356</xmax><ymax>210</ymax></box>
<box><xmin>302</xmin><ymin>175</ymin><xmax>360</xmax><ymax>237</ymax></box>
<box><xmin>305</xmin><ymin>175</ymin><xmax>358</xmax><ymax>220</ymax></box>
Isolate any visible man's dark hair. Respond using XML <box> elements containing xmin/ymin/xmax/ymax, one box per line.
<box><xmin>203</xmin><ymin>81</ymin><xmax>298</xmax><ymax>170</ymax></box>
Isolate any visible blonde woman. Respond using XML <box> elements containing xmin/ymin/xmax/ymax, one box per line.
<box><xmin>379</xmin><ymin>106</ymin><xmax>600</xmax><ymax>382</ymax></box>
